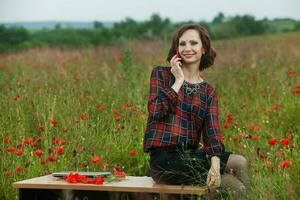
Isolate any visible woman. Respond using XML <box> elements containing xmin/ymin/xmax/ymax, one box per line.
<box><xmin>143</xmin><ymin>24</ymin><xmax>250</xmax><ymax>199</ymax></box>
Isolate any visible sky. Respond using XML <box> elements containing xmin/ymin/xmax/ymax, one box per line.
<box><xmin>1</xmin><ymin>0</ymin><xmax>300</xmax><ymax>23</ymax></box>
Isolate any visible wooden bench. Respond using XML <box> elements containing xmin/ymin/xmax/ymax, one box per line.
<box><xmin>12</xmin><ymin>175</ymin><xmax>208</xmax><ymax>200</ymax></box>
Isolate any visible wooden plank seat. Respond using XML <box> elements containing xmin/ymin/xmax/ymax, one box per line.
<box><xmin>12</xmin><ymin>175</ymin><xmax>208</xmax><ymax>200</ymax></box>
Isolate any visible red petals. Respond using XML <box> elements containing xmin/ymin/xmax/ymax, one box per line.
<box><xmin>114</xmin><ymin>116</ymin><xmax>122</xmax><ymax>121</ymax></box>
<box><xmin>37</xmin><ymin>124</ymin><xmax>45</xmax><ymax>132</ymax></box>
<box><xmin>278</xmin><ymin>160</ymin><xmax>291</xmax><ymax>168</ymax></box>
<box><xmin>129</xmin><ymin>151</ymin><xmax>137</xmax><ymax>157</ymax></box>
<box><xmin>35</xmin><ymin>149</ymin><xmax>43</xmax><ymax>157</ymax></box>
<box><xmin>63</xmin><ymin>173</ymin><xmax>104</xmax><ymax>185</ymax></box>
<box><xmin>91</xmin><ymin>156</ymin><xmax>101</xmax><ymax>164</ymax></box>
<box><xmin>80</xmin><ymin>114</ymin><xmax>89</xmax><ymax>120</ymax></box>
<box><xmin>268</xmin><ymin>138</ymin><xmax>277</xmax><ymax>146</ymax></box>
<box><xmin>113</xmin><ymin>166</ymin><xmax>126</xmax><ymax>178</ymax></box>
<box><xmin>56</xmin><ymin>146</ymin><xmax>64</xmax><ymax>155</ymax></box>
<box><xmin>6</xmin><ymin>146</ymin><xmax>15</xmax><ymax>153</ymax></box>
<box><xmin>50</xmin><ymin>119</ymin><xmax>57</xmax><ymax>126</ymax></box>
<box><xmin>280</xmin><ymin>139</ymin><xmax>289</xmax><ymax>147</ymax></box>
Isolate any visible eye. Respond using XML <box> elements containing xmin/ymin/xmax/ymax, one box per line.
<box><xmin>191</xmin><ymin>41</ymin><xmax>198</xmax><ymax>45</ymax></box>
<box><xmin>179</xmin><ymin>42</ymin><xmax>185</xmax><ymax>46</ymax></box>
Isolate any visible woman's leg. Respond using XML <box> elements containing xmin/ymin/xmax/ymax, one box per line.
<box><xmin>224</xmin><ymin>154</ymin><xmax>251</xmax><ymax>189</ymax></box>
<box><xmin>220</xmin><ymin>173</ymin><xmax>247</xmax><ymax>199</ymax></box>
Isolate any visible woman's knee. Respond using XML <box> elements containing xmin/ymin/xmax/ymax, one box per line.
<box><xmin>227</xmin><ymin>154</ymin><xmax>249</xmax><ymax>172</ymax></box>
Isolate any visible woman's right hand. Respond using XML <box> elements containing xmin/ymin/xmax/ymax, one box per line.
<box><xmin>170</xmin><ymin>54</ymin><xmax>184</xmax><ymax>82</ymax></box>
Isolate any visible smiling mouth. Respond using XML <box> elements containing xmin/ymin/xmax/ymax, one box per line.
<box><xmin>184</xmin><ymin>54</ymin><xmax>194</xmax><ymax>57</ymax></box>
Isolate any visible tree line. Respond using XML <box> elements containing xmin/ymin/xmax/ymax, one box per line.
<box><xmin>1</xmin><ymin>13</ymin><xmax>300</xmax><ymax>53</ymax></box>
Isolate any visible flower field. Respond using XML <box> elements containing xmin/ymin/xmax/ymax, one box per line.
<box><xmin>0</xmin><ymin>32</ymin><xmax>299</xmax><ymax>199</ymax></box>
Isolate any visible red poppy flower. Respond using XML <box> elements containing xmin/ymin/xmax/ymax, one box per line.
<box><xmin>292</xmin><ymin>89</ymin><xmax>300</xmax><ymax>94</ymax></box>
<box><xmin>113</xmin><ymin>166</ymin><xmax>126</xmax><ymax>178</ymax></box>
<box><xmin>16</xmin><ymin>149</ymin><xmax>23</xmax><ymax>156</ymax></box>
<box><xmin>251</xmin><ymin>134</ymin><xmax>258</xmax><ymax>141</ymax></box>
<box><xmin>294</xmin><ymin>83</ymin><xmax>300</xmax><ymax>89</ymax></box>
<box><xmin>278</xmin><ymin>160</ymin><xmax>291</xmax><ymax>168</ymax></box>
<box><xmin>56</xmin><ymin>146</ymin><xmax>64</xmax><ymax>155</ymax></box>
<box><xmin>271</xmin><ymin>105</ymin><xmax>281</xmax><ymax>110</ymax></box>
<box><xmin>23</xmin><ymin>137</ymin><xmax>33</xmax><ymax>145</ymax></box>
<box><xmin>40</xmin><ymin>159</ymin><xmax>47</xmax><ymax>165</ymax></box>
<box><xmin>50</xmin><ymin>119</ymin><xmax>57</xmax><ymax>126</ymax></box>
<box><xmin>112</xmin><ymin>109</ymin><xmax>119</xmax><ymax>115</ymax></box>
<box><xmin>3</xmin><ymin>137</ymin><xmax>10</xmax><ymax>143</ymax></box>
<box><xmin>91</xmin><ymin>156</ymin><xmax>101</xmax><ymax>164</ymax></box>
<box><xmin>129</xmin><ymin>151</ymin><xmax>137</xmax><ymax>157</ymax></box>
<box><xmin>96</xmin><ymin>104</ymin><xmax>106</xmax><ymax>110</ymax></box>
<box><xmin>280</xmin><ymin>139</ymin><xmax>289</xmax><ymax>147</ymax></box>
<box><xmin>226</xmin><ymin>113</ymin><xmax>234</xmax><ymax>123</ymax></box>
<box><xmin>268</xmin><ymin>138</ymin><xmax>277</xmax><ymax>146</ymax></box>
<box><xmin>114</xmin><ymin>116</ymin><xmax>122</xmax><ymax>121</ymax></box>
<box><xmin>37</xmin><ymin>124</ymin><xmax>45</xmax><ymax>132</ymax></box>
<box><xmin>4</xmin><ymin>171</ymin><xmax>12</xmax><ymax>177</ymax></box>
<box><xmin>80</xmin><ymin>114</ymin><xmax>89</xmax><ymax>120</ymax></box>
<box><xmin>6</xmin><ymin>146</ymin><xmax>15</xmax><ymax>153</ymax></box>
<box><xmin>48</xmin><ymin>156</ymin><xmax>56</xmax><ymax>162</ymax></box>
<box><xmin>94</xmin><ymin>177</ymin><xmax>105</xmax><ymax>185</ymax></box>
<box><xmin>250</xmin><ymin>124</ymin><xmax>260</xmax><ymax>131</ymax></box>
<box><xmin>35</xmin><ymin>149</ymin><xmax>43</xmax><ymax>157</ymax></box>
<box><xmin>13</xmin><ymin>95</ymin><xmax>20</xmax><ymax>101</ymax></box>
<box><xmin>52</xmin><ymin>137</ymin><xmax>60</xmax><ymax>145</ymax></box>
<box><xmin>223</xmin><ymin>122</ymin><xmax>230</xmax><ymax>129</ymax></box>
<box><xmin>60</xmin><ymin>140</ymin><xmax>66</xmax><ymax>145</ymax></box>
<box><xmin>102</xmin><ymin>162</ymin><xmax>109</xmax><ymax>170</ymax></box>
<box><xmin>16</xmin><ymin>167</ymin><xmax>24</xmax><ymax>173</ymax></box>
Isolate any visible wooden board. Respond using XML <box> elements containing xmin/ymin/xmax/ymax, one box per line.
<box><xmin>12</xmin><ymin>175</ymin><xmax>208</xmax><ymax>195</ymax></box>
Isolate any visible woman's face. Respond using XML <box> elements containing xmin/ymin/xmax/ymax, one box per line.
<box><xmin>178</xmin><ymin>29</ymin><xmax>205</xmax><ymax>65</ymax></box>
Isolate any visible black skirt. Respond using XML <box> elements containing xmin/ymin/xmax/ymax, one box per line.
<box><xmin>149</xmin><ymin>145</ymin><xmax>231</xmax><ymax>186</ymax></box>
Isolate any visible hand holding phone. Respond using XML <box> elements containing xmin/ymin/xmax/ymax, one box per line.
<box><xmin>169</xmin><ymin>48</ymin><xmax>184</xmax><ymax>82</ymax></box>
<box><xmin>175</xmin><ymin>48</ymin><xmax>182</xmax><ymax>67</ymax></box>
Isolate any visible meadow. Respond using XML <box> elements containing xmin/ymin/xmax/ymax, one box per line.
<box><xmin>0</xmin><ymin>31</ymin><xmax>299</xmax><ymax>200</ymax></box>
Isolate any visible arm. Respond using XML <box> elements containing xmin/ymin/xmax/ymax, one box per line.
<box><xmin>147</xmin><ymin>67</ymin><xmax>182</xmax><ymax>120</ymax></box>
<box><xmin>202</xmin><ymin>89</ymin><xmax>225</xmax><ymax>159</ymax></box>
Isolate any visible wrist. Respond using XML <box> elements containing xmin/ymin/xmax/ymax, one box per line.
<box><xmin>211</xmin><ymin>156</ymin><xmax>220</xmax><ymax>169</ymax></box>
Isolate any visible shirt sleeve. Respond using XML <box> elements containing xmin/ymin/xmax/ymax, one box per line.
<box><xmin>202</xmin><ymin>89</ymin><xmax>225</xmax><ymax>159</ymax></box>
<box><xmin>147</xmin><ymin>67</ymin><xmax>181</xmax><ymax>120</ymax></box>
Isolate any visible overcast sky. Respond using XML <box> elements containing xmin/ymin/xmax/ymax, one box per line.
<box><xmin>1</xmin><ymin>0</ymin><xmax>300</xmax><ymax>23</ymax></box>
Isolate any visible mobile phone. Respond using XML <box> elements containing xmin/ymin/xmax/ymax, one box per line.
<box><xmin>176</xmin><ymin>48</ymin><xmax>181</xmax><ymax>58</ymax></box>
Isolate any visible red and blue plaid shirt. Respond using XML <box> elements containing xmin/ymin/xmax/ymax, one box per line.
<box><xmin>143</xmin><ymin>66</ymin><xmax>225</xmax><ymax>158</ymax></box>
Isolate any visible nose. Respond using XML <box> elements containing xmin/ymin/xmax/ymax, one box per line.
<box><xmin>183</xmin><ymin>44</ymin><xmax>192</xmax><ymax>51</ymax></box>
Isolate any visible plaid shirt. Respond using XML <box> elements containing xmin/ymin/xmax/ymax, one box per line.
<box><xmin>143</xmin><ymin>66</ymin><xmax>225</xmax><ymax>158</ymax></box>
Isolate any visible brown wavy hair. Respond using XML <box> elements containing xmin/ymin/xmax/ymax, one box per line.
<box><xmin>166</xmin><ymin>24</ymin><xmax>216</xmax><ymax>71</ymax></box>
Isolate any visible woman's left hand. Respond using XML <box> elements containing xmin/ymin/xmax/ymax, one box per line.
<box><xmin>206</xmin><ymin>156</ymin><xmax>221</xmax><ymax>189</ymax></box>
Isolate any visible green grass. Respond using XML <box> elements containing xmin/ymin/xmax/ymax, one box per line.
<box><xmin>0</xmin><ymin>31</ymin><xmax>300</xmax><ymax>199</ymax></box>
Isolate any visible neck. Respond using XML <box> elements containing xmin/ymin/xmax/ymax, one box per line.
<box><xmin>182</xmin><ymin>64</ymin><xmax>202</xmax><ymax>82</ymax></box>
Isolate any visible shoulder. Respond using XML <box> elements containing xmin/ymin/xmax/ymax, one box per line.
<box><xmin>151</xmin><ymin>66</ymin><xmax>171</xmax><ymax>74</ymax></box>
<box><xmin>150</xmin><ymin>66</ymin><xmax>172</xmax><ymax>79</ymax></box>
<box><xmin>205</xmin><ymin>83</ymin><xmax>218</xmax><ymax>100</ymax></box>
